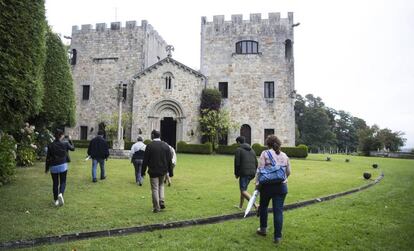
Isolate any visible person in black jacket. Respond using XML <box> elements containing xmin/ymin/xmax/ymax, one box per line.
<box><xmin>45</xmin><ymin>129</ymin><xmax>75</xmax><ymax>206</ymax></box>
<box><xmin>234</xmin><ymin>136</ymin><xmax>258</xmax><ymax>209</ymax></box>
<box><xmin>142</xmin><ymin>130</ymin><xmax>173</xmax><ymax>213</ymax></box>
<box><xmin>87</xmin><ymin>130</ymin><xmax>110</xmax><ymax>182</ymax></box>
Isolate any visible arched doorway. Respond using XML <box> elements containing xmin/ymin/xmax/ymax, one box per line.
<box><xmin>149</xmin><ymin>99</ymin><xmax>185</xmax><ymax>148</ymax></box>
<box><xmin>240</xmin><ymin>124</ymin><xmax>251</xmax><ymax>145</ymax></box>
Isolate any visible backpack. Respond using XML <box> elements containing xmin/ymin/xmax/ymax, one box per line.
<box><xmin>258</xmin><ymin>150</ymin><xmax>287</xmax><ymax>184</ymax></box>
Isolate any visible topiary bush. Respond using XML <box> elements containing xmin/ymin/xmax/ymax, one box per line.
<box><xmin>252</xmin><ymin>143</ymin><xmax>267</xmax><ymax>156</ymax></box>
<box><xmin>124</xmin><ymin>141</ymin><xmax>133</xmax><ymax>150</ymax></box>
<box><xmin>0</xmin><ymin>133</ymin><xmax>17</xmax><ymax>186</ymax></box>
<box><xmin>72</xmin><ymin>140</ymin><xmax>90</xmax><ymax>148</ymax></box>
<box><xmin>15</xmin><ymin>123</ymin><xmax>37</xmax><ymax>167</ymax></box>
<box><xmin>143</xmin><ymin>139</ymin><xmax>152</xmax><ymax>145</ymax></box>
<box><xmin>176</xmin><ymin>141</ymin><xmax>213</xmax><ymax>154</ymax></box>
<box><xmin>216</xmin><ymin>143</ymin><xmax>239</xmax><ymax>155</ymax></box>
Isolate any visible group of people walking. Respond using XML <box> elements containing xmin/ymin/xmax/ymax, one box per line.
<box><xmin>45</xmin><ymin>129</ymin><xmax>290</xmax><ymax>244</ymax></box>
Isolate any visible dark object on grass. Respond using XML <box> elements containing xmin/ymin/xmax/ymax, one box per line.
<box><xmin>345</xmin><ymin>159</ymin><xmax>350</xmax><ymax>162</ymax></box>
<box><xmin>363</xmin><ymin>172</ymin><xmax>372</xmax><ymax>180</ymax></box>
<box><xmin>326</xmin><ymin>157</ymin><xmax>331</xmax><ymax>161</ymax></box>
<box><xmin>372</xmin><ymin>164</ymin><xmax>378</xmax><ymax>169</ymax></box>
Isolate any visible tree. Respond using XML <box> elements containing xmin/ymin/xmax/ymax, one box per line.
<box><xmin>0</xmin><ymin>0</ymin><xmax>47</xmax><ymax>132</ymax></box>
<box><xmin>376</xmin><ymin>128</ymin><xmax>406</xmax><ymax>151</ymax></box>
<box><xmin>34</xmin><ymin>28</ymin><xmax>76</xmax><ymax>129</ymax></box>
<box><xmin>198</xmin><ymin>109</ymin><xmax>236</xmax><ymax>150</ymax></box>
<box><xmin>99</xmin><ymin>112</ymin><xmax>131</xmax><ymax>140</ymax></box>
<box><xmin>357</xmin><ymin>125</ymin><xmax>382</xmax><ymax>155</ymax></box>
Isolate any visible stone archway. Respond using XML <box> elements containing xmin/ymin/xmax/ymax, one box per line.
<box><xmin>148</xmin><ymin>99</ymin><xmax>185</xmax><ymax>147</ymax></box>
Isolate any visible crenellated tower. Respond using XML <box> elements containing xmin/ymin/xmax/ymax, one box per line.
<box><xmin>200</xmin><ymin>13</ymin><xmax>296</xmax><ymax>146</ymax></box>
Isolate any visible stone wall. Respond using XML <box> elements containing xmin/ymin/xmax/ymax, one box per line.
<box><xmin>200</xmin><ymin>13</ymin><xmax>296</xmax><ymax>146</ymax></box>
<box><xmin>66</xmin><ymin>20</ymin><xmax>168</xmax><ymax>140</ymax></box>
<box><xmin>131</xmin><ymin>58</ymin><xmax>205</xmax><ymax>144</ymax></box>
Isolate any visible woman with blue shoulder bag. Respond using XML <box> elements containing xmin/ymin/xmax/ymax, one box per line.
<box><xmin>255</xmin><ymin>135</ymin><xmax>291</xmax><ymax>244</ymax></box>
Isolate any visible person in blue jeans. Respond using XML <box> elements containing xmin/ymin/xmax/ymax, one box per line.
<box><xmin>45</xmin><ymin>129</ymin><xmax>75</xmax><ymax>206</ymax></box>
<box><xmin>87</xmin><ymin>130</ymin><xmax>110</xmax><ymax>182</ymax></box>
<box><xmin>255</xmin><ymin>135</ymin><xmax>291</xmax><ymax>244</ymax></box>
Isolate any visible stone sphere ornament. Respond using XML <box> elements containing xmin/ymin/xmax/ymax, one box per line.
<box><xmin>372</xmin><ymin>164</ymin><xmax>378</xmax><ymax>169</ymax></box>
<box><xmin>326</xmin><ymin>157</ymin><xmax>331</xmax><ymax>161</ymax></box>
<box><xmin>345</xmin><ymin>159</ymin><xmax>350</xmax><ymax>162</ymax></box>
<box><xmin>363</xmin><ymin>172</ymin><xmax>372</xmax><ymax>180</ymax></box>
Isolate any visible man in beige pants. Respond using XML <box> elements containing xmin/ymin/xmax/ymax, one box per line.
<box><xmin>142</xmin><ymin>130</ymin><xmax>173</xmax><ymax>213</ymax></box>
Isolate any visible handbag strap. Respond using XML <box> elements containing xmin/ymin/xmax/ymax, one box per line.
<box><xmin>266</xmin><ymin>150</ymin><xmax>277</xmax><ymax>166</ymax></box>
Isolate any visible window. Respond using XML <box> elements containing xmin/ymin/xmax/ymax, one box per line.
<box><xmin>122</xmin><ymin>84</ymin><xmax>127</xmax><ymax>101</ymax></box>
<box><xmin>70</xmin><ymin>49</ymin><xmax>77</xmax><ymax>65</ymax></box>
<box><xmin>264</xmin><ymin>129</ymin><xmax>275</xmax><ymax>143</ymax></box>
<box><xmin>264</xmin><ymin>82</ymin><xmax>274</xmax><ymax>98</ymax></box>
<box><xmin>162</xmin><ymin>72</ymin><xmax>174</xmax><ymax>90</ymax></box>
<box><xmin>82</xmin><ymin>85</ymin><xmax>90</xmax><ymax>100</ymax></box>
<box><xmin>80</xmin><ymin>126</ymin><xmax>88</xmax><ymax>140</ymax></box>
<box><xmin>285</xmin><ymin>39</ymin><xmax>292</xmax><ymax>60</ymax></box>
<box><xmin>219</xmin><ymin>82</ymin><xmax>228</xmax><ymax>98</ymax></box>
<box><xmin>219</xmin><ymin>133</ymin><xmax>228</xmax><ymax>145</ymax></box>
<box><xmin>235</xmin><ymin>40</ymin><xmax>258</xmax><ymax>54</ymax></box>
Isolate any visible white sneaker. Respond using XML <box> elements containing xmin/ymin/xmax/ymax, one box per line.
<box><xmin>54</xmin><ymin>200</ymin><xmax>59</xmax><ymax>206</ymax></box>
<box><xmin>58</xmin><ymin>193</ymin><xmax>64</xmax><ymax>206</ymax></box>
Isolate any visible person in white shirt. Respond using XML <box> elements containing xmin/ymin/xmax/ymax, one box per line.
<box><xmin>130</xmin><ymin>136</ymin><xmax>146</xmax><ymax>186</ymax></box>
<box><xmin>164</xmin><ymin>145</ymin><xmax>176</xmax><ymax>186</ymax></box>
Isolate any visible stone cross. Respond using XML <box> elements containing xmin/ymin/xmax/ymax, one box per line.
<box><xmin>166</xmin><ymin>45</ymin><xmax>174</xmax><ymax>57</ymax></box>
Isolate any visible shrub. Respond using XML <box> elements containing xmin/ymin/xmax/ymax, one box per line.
<box><xmin>216</xmin><ymin>143</ymin><xmax>239</xmax><ymax>155</ymax></box>
<box><xmin>176</xmin><ymin>141</ymin><xmax>213</xmax><ymax>154</ymax></box>
<box><xmin>124</xmin><ymin>141</ymin><xmax>133</xmax><ymax>150</ymax></box>
<box><xmin>72</xmin><ymin>140</ymin><xmax>90</xmax><ymax>148</ymax></box>
<box><xmin>144</xmin><ymin>139</ymin><xmax>152</xmax><ymax>145</ymax></box>
<box><xmin>0</xmin><ymin>133</ymin><xmax>16</xmax><ymax>186</ymax></box>
<box><xmin>15</xmin><ymin>124</ymin><xmax>37</xmax><ymax>166</ymax></box>
<box><xmin>251</xmin><ymin>143</ymin><xmax>308</xmax><ymax>158</ymax></box>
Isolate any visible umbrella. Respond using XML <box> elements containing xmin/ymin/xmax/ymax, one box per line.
<box><xmin>244</xmin><ymin>190</ymin><xmax>259</xmax><ymax>218</ymax></box>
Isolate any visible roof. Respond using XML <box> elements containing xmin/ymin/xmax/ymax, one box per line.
<box><xmin>133</xmin><ymin>56</ymin><xmax>206</xmax><ymax>80</ymax></box>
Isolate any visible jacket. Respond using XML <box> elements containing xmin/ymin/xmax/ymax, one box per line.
<box><xmin>45</xmin><ymin>140</ymin><xmax>74</xmax><ymax>172</ymax></box>
<box><xmin>234</xmin><ymin>143</ymin><xmax>258</xmax><ymax>177</ymax></box>
<box><xmin>87</xmin><ymin>135</ymin><xmax>110</xmax><ymax>159</ymax></box>
<box><xmin>142</xmin><ymin>140</ymin><xmax>173</xmax><ymax>178</ymax></box>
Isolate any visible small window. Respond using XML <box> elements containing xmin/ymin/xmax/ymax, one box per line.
<box><xmin>264</xmin><ymin>82</ymin><xmax>274</xmax><ymax>98</ymax></box>
<box><xmin>165</xmin><ymin>76</ymin><xmax>172</xmax><ymax>89</ymax></box>
<box><xmin>122</xmin><ymin>84</ymin><xmax>127</xmax><ymax>101</ymax></box>
<box><xmin>162</xmin><ymin>72</ymin><xmax>174</xmax><ymax>90</ymax></box>
<box><xmin>80</xmin><ymin>126</ymin><xmax>88</xmax><ymax>140</ymax></box>
<box><xmin>70</xmin><ymin>49</ymin><xmax>77</xmax><ymax>65</ymax></box>
<box><xmin>219</xmin><ymin>82</ymin><xmax>228</xmax><ymax>98</ymax></box>
<box><xmin>82</xmin><ymin>85</ymin><xmax>90</xmax><ymax>100</ymax></box>
<box><xmin>235</xmin><ymin>40</ymin><xmax>259</xmax><ymax>54</ymax></box>
<box><xmin>285</xmin><ymin>39</ymin><xmax>292</xmax><ymax>60</ymax></box>
<box><xmin>264</xmin><ymin>129</ymin><xmax>275</xmax><ymax>143</ymax></box>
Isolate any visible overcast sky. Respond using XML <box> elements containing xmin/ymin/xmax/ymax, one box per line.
<box><xmin>45</xmin><ymin>0</ymin><xmax>414</xmax><ymax>148</ymax></box>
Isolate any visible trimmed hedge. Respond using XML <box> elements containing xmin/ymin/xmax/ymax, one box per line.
<box><xmin>216</xmin><ymin>143</ymin><xmax>239</xmax><ymax>155</ymax></box>
<box><xmin>72</xmin><ymin>140</ymin><xmax>89</xmax><ymax>148</ymax></box>
<box><xmin>177</xmin><ymin>141</ymin><xmax>213</xmax><ymax>154</ymax></box>
<box><xmin>252</xmin><ymin>143</ymin><xmax>308</xmax><ymax>158</ymax></box>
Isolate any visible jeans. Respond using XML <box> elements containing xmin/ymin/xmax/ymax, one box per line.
<box><xmin>132</xmin><ymin>159</ymin><xmax>143</xmax><ymax>184</ymax></box>
<box><xmin>51</xmin><ymin>171</ymin><xmax>67</xmax><ymax>201</ymax></box>
<box><xmin>150</xmin><ymin>176</ymin><xmax>165</xmax><ymax>210</ymax></box>
<box><xmin>92</xmin><ymin>158</ymin><xmax>105</xmax><ymax>180</ymax></box>
<box><xmin>259</xmin><ymin>190</ymin><xmax>287</xmax><ymax>239</ymax></box>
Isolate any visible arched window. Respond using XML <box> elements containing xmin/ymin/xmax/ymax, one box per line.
<box><xmin>235</xmin><ymin>41</ymin><xmax>258</xmax><ymax>54</ymax></box>
<box><xmin>162</xmin><ymin>72</ymin><xmax>174</xmax><ymax>90</ymax></box>
<box><xmin>240</xmin><ymin>124</ymin><xmax>252</xmax><ymax>145</ymax></box>
<box><xmin>285</xmin><ymin>39</ymin><xmax>292</xmax><ymax>60</ymax></box>
<box><xmin>70</xmin><ymin>49</ymin><xmax>77</xmax><ymax>65</ymax></box>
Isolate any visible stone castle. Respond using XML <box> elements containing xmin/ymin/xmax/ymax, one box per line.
<box><xmin>66</xmin><ymin>13</ymin><xmax>296</xmax><ymax>147</ymax></box>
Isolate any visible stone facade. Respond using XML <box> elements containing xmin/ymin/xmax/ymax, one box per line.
<box><xmin>67</xmin><ymin>13</ymin><xmax>296</xmax><ymax>147</ymax></box>
<box><xmin>200</xmin><ymin>13</ymin><xmax>296</xmax><ymax>146</ymax></box>
<box><xmin>66</xmin><ymin>20</ymin><xmax>167</xmax><ymax>140</ymax></box>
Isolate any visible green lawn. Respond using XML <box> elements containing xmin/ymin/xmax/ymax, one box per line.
<box><xmin>2</xmin><ymin>150</ymin><xmax>399</xmax><ymax>250</ymax></box>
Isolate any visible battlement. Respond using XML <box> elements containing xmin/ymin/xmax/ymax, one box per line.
<box><xmin>72</xmin><ymin>20</ymin><xmax>166</xmax><ymax>45</ymax></box>
<box><xmin>201</xmin><ymin>12</ymin><xmax>293</xmax><ymax>26</ymax></box>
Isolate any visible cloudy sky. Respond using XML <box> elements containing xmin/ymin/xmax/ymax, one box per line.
<box><xmin>46</xmin><ymin>0</ymin><xmax>414</xmax><ymax>148</ymax></box>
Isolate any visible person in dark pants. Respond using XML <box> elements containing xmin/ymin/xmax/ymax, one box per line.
<box><xmin>130</xmin><ymin>136</ymin><xmax>146</xmax><ymax>186</ymax></box>
<box><xmin>87</xmin><ymin>130</ymin><xmax>110</xmax><ymax>182</ymax></box>
<box><xmin>255</xmin><ymin>135</ymin><xmax>291</xmax><ymax>244</ymax></box>
<box><xmin>234</xmin><ymin>136</ymin><xmax>258</xmax><ymax>209</ymax></box>
<box><xmin>45</xmin><ymin>129</ymin><xmax>75</xmax><ymax>206</ymax></box>
<box><xmin>142</xmin><ymin>130</ymin><xmax>173</xmax><ymax>213</ymax></box>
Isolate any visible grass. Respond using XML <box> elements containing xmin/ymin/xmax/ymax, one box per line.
<box><xmin>0</xmin><ymin>150</ymin><xmax>391</xmax><ymax>249</ymax></box>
